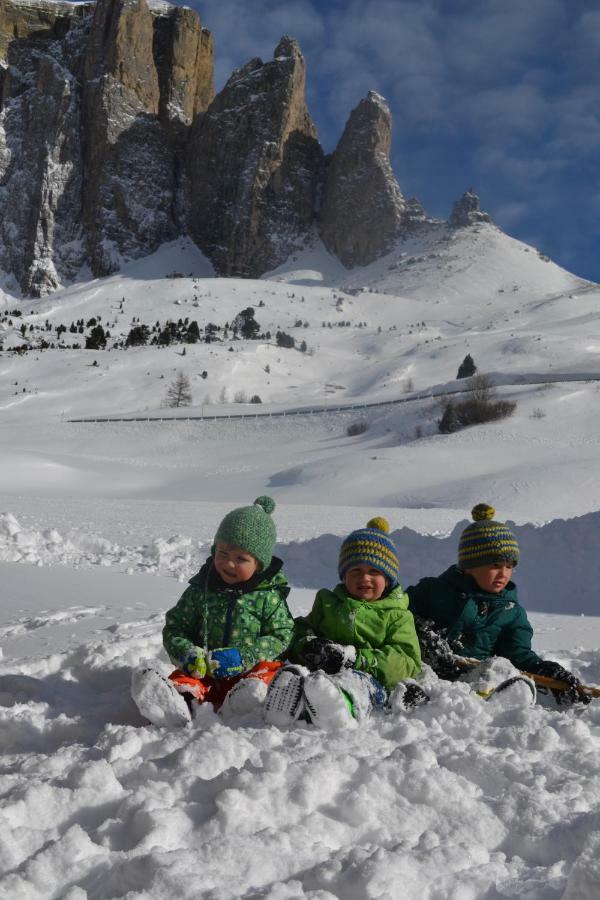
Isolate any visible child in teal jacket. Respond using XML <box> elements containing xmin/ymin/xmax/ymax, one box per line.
<box><xmin>407</xmin><ymin>504</ymin><xmax>589</xmax><ymax>706</ymax></box>
<box><xmin>264</xmin><ymin>517</ymin><xmax>424</xmax><ymax>728</ymax></box>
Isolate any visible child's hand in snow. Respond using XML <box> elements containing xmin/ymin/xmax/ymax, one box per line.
<box><xmin>535</xmin><ymin>659</ymin><xmax>591</xmax><ymax>706</ymax></box>
<box><xmin>300</xmin><ymin>638</ymin><xmax>356</xmax><ymax>674</ymax></box>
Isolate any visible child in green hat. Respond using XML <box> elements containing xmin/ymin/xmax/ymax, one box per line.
<box><xmin>264</xmin><ymin>517</ymin><xmax>425</xmax><ymax>728</ymax></box>
<box><xmin>131</xmin><ymin>496</ymin><xmax>294</xmax><ymax>726</ymax></box>
<box><xmin>407</xmin><ymin>503</ymin><xmax>589</xmax><ymax>707</ymax></box>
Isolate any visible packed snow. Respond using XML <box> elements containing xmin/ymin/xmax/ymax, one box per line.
<box><xmin>1</xmin><ymin>224</ymin><xmax>600</xmax><ymax>898</ymax></box>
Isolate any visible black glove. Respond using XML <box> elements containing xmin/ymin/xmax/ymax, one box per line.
<box><xmin>299</xmin><ymin>638</ymin><xmax>356</xmax><ymax>674</ymax></box>
<box><xmin>534</xmin><ymin>660</ymin><xmax>591</xmax><ymax>706</ymax></box>
<box><xmin>414</xmin><ymin>616</ymin><xmax>465</xmax><ymax>681</ymax></box>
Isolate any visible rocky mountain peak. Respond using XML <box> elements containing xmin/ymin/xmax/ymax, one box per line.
<box><xmin>274</xmin><ymin>35</ymin><xmax>301</xmax><ymax>58</ymax></box>
<box><xmin>0</xmin><ymin>4</ymin><xmax>438</xmax><ymax>294</ymax></box>
<box><xmin>0</xmin><ymin>0</ymin><xmax>214</xmax><ymax>294</ymax></box>
<box><xmin>186</xmin><ymin>36</ymin><xmax>323</xmax><ymax>277</ymax></box>
<box><xmin>449</xmin><ymin>188</ymin><xmax>493</xmax><ymax>228</ymax></box>
<box><xmin>319</xmin><ymin>90</ymin><xmax>406</xmax><ymax>268</ymax></box>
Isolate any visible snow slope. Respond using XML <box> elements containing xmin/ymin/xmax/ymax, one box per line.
<box><xmin>2</xmin><ymin>223</ymin><xmax>600</xmax><ymax>898</ymax></box>
<box><xmin>1</xmin><ymin>561</ymin><xmax>600</xmax><ymax>900</ymax></box>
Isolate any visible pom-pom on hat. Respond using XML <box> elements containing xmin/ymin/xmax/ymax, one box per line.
<box><xmin>458</xmin><ymin>504</ymin><xmax>520</xmax><ymax>569</ymax></box>
<box><xmin>213</xmin><ymin>496</ymin><xmax>277</xmax><ymax>570</ymax></box>
<box><xmin>338</xmin><ymin>517</ymin><xmax>399</xmax><ymax>588</ymax></box>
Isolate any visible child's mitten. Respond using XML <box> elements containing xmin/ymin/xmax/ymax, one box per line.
<box><xmin>300</xmin><ymin>638</ymin><xmax>356</xmax><ymax>674</ymax></box>
<box><xmin>207</xmin><ymin>647</ymin><xmax>244</xmax><ymax>678</ymax></box>
<box><xmin>182</xmin><ymin>646</ymin><xmax>208</xmax><ymax>678</ymax></box>
<box><xmin>534</xmin><ymin>660</ymin><xmax>591</xmax><ymax>706</ymax></box>
<box><xmin>414</xmin><ymin>616</ymin><xmax>465</xmax><ymax>681</ymax></box>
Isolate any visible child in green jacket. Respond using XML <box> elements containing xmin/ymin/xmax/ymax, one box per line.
<box><xmin>264</xmin><ymin>517</ymin><xmax>424</xmax><ymax>728</ymax></box>
<box><xmin>407</xmin><ymin>504</ymin><xmax>589</xmax><ymax>707</ymax></box>
<box><xmin>131</xmin><ymin>496</ymin><xmax>294</xmax><ymax>726</ymax></box>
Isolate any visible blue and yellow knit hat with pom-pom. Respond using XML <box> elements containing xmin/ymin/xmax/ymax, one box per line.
<box><xmin>338</xmin><ymin>517</ymin><xmax>399</xmax><ymax>587</ymax></box>
<box><xmin>213</xmin><ymin>496</ymin><xmax>277</xmax><ymax>570</ymax></box>
<box><xmin>458</xmin><ymin>504</ymin><xmax>519</xmax><ymax>569</ymax></box>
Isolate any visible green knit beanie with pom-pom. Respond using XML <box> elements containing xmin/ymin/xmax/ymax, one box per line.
<box><xmin>213</xmin><ymin>496</ymin><xmax>277</xmax><ymax>570</ymax></box>
<box><xmin>338</xmin><ymin>516</ymin><xmax>399</xmax><ymax>587</ymax></box>
<box><xmin>458</xmin><ymin>503</ymin><xmax>520</xmax><ymax>569</ymax></box>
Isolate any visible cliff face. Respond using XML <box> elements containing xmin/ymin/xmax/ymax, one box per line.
<box><xmin>186</xmin><ymin>36</ymin><xmax>323</xmax><ymax>277</ymax></box>
<box><xmin>0</xmin><ymin>1</ymin><xmax>431</xmax><ymax>295</ymax></box>
<box><xmin>0</xmin><ymin>0</ymin><xmax>213</xmax><ymax>294</ymax></box>
<box><xmin>319</xmin><ymin>91</ymin><xmax>407</xmax><ymax>268</ymax></box>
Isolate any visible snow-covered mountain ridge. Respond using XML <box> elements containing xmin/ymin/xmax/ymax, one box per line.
<box><xmin>0</xmin><ymin>219</ymin><xmax>599</xmax><ymax>524</ymax></box>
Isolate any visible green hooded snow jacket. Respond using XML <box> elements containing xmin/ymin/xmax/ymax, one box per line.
<box><xmin>407</xmin><ymin>565</ymin><xmax>542</xmax><ymax>670</ymax></box>
<box><xmin>163</xmin><ymin>556</ymin><xmax>294</xmax><ymax>671</ymax></box>
<box><xmin>290</xmin><ymin>583</ymin><xmax>422</xmax><ymax>691</ymax></box>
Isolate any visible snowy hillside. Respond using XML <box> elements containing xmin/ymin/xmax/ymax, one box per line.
<box><xmin>0</xmin><ymin>223</ymin><xmax>599</xmax><ymax>522</ymax></box>
<box><xmin>2</xmin><ymin>222</ymin><xmax>600</xmax><ymax>899</ymax></box>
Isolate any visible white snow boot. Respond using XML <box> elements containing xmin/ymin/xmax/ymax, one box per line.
<box><xmin>220</xmin><ymin>676</ymin><xmax>269</xmax><ymax>719</ymax></box>
<box><xmin>302</xmin><ymin>671</ymin><xmax>356</xmax><ymax>729</ymax></box>
<box><xmin>484</xmin><ymin>675</ymin><xmax>537</xmax><ymax>708</ymax></box>
<box><xmin>264</xmin><ymin>665</ymin><xmax>306</xmax><ymax>726</ymax></box>
<box><xmin>131</xmin><ymin>666</ymin><xmax>192</xmax><ymax>727</ymax></box>
<box><xmin>459</xmin><ymin>657</ymin><xmax>536</xmax><ymax>708</ymax></box>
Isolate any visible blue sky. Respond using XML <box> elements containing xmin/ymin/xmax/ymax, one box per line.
<box><xmin>192</xmin><ymin>0</ymin><xmax>599</xmax><ymax>282</ymax></box>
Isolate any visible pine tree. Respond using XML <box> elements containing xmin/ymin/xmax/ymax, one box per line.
<box><xmin>438</xmin><ymin>401</ymin><xmax>461</xmax><ymax>434</ymax></box>
<box><xmin>457</xmin><ymin>353</ymin><xmax>476</xmax><ymax>379</ymax></box>
<box><xmin>233</xmin><ymin>307</ymin><xmax>260</xmax><ymax>339</ymax></box>
<box><xmin>185</xmin><ymin>320</ymin><xmax>200</xmax><ymax>343</ymax></box>
<box><xmin>125</xmin><ymin>324</ymin><xmax>150</xmax><ymax>347</ymax></box>
<box><xmin>86</xmin><ymin>324</ymin><xmax>106</xmax><ymax>349</ymax></box>
<box><xmin>165</xmin><ymin>371</ymin><xmax>192</xmax><ymax>408</ymax></box>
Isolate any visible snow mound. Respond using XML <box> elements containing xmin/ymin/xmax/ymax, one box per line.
<box><xmin>4</xmin><ymin>509</ymin><xmax>600</xmax><ymax>615</ymax></box>
<box><xmin>0</xmin><ymin>512</ymin><xmax>197</xmax><ymax>580</ymax></box>
<box><xmin>1</xmin><ymin>610</ymin><xmax>599</xmax><ymax>899</ymax></box>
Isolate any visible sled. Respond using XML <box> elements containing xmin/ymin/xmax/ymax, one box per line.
<box><xmin>455</xmin><ymin>656</ymin><xmax>600</xmax><ymax>700</ymax></box>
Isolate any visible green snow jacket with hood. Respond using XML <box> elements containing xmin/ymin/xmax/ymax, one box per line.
<box><xmin>291</xmin><ymin>583</ymin><xmax>422</xmax><ymax>691</ymax></box>
<box><xmin>407</xmin><ymin>565</ymin><xmax>542</xmax><ymax>670</ymax></box>
<box><xmin>163</xmin><ymin>556</ymin><xmax>294</xmax><ymax>670</ymax></box>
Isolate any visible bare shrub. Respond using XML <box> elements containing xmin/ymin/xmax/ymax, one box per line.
<box><xmin>531</xmin><ymin>407</ymin><xmax>546</xmax><ymax>418</ymax></box>
<box><xmin>439</xmin><ymin>396</ymin><xmax>516</xmax><ymax>433</ymax></box>
<box><xmin>468</xmin><ymin>372</ymin><xmax>494</xmax><ymax>402</ymax></box>
<box><xmin>455</xmin><ymin>398</ymin><xmax>516</xmax><ymax>426</ymax></box>
<box><xmin>346</xmin><ymin>420</ymin><xmax>369</xmax><ymax>436</ymax></box>
<box><xmin>234</xmin><ymin>390</ymin><xmax>248</xmax><ymax>403</ymax></box>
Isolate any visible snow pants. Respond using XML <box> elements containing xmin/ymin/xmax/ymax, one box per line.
<box><xmin>169</xmin><ymin>659</ymin><xmax>283</xmax><ymax>711</ymax></box>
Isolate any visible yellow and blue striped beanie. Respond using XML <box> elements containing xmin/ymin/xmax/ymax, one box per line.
<box><xmin>458</xmin><ymin>504</ymin><xmax>519</xmax><ymax>569</ymax></box>
<box><xmin>338</xmin><ymin>517</ymin><xmax>399</xmax><ymax>587</ymax></box>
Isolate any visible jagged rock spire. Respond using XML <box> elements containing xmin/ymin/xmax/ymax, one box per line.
<box><xmin>319</xmin><ymin>91</ymin><xmax>406</xmax><ymax>268</ymax></box>
<box><xmin>187</xmin><ymin>36</ymin><xmax>324</xmax><ymax>277</ymax></box>
<box><xmin>449</xmin><ymin>188</ymin><xmax>493</xmax><ymax>228</ymax></box>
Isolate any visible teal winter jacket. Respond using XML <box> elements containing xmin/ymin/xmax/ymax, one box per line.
<box><xmin>407</xmin><ymin>565</ymin><xmax>541</xmax><ymax>670</ymax></box>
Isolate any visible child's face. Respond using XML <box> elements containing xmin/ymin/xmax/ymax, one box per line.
<box><xmin>464</xmin><ymin>562</ymin><xmax>513</xmax><ymax>594</ymax></box>
<box><xmin>344</xmin><ymin>564</ymin><xmax>387</xmax><ymax>601</ymax></box>
<box><xmin>214</xmin><ymin>541</ymin><xmax>259</xmax><ymax>584</ymax></box>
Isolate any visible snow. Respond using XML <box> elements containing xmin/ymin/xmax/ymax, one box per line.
<box><xmin>1</xmin><ymin>223</ymin><xmax>600</xmax><ymax>898</ymax></box>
